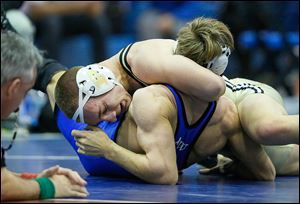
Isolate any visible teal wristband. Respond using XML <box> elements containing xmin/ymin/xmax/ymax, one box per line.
<box><xmin>35</xmin><ymin>177</ymin><xmax>55</xmax><ymax>199</ymax></box>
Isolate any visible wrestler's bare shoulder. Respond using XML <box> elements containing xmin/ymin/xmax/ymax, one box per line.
<box><xmin>211</xmin><ymin>95</ymin><xmax>240</xmax><ymax>136</ymax></box>
<box><xmin>131</xmin><ymin>39</ymin><xmax>176</xmax><ymax>54</ymax></box>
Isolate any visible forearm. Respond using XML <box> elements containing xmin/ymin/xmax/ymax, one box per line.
<box><xmin>138</xmin><ymin>55</ymin><xmax>225</xmax><ymax>101</ymax></box>
<box><xmin>165</xmin><ymin>55</ymin><xmax>226</xmax><ymax>100</ymax></box>
<box><xmin>1</xmin><ymin>168</ymin><xmax>40</xmax><ymax>201</ymax></box>
<box><xmin>105</xmin><ymin>142</ymin><xmax>175</xmax><ymax>184</ymax></box>
<box><xmin>167</xmin><ymin>69</ymin><xmax>225</xmax><ymax>101</ymax></box>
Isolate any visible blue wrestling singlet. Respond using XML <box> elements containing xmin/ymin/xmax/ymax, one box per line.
<box><xmin>55</xmin><ymin>85</ymin><xmax>216</xmax><ymax>177</ymax></box>
<box><xmin>55</xmin><ymin>106</ymin><xmax>134</xmax><ymax>178</ymax></box>
<box><xmin>166</xmin><ymin>85</ymin><xmax>217</xmax><ymax>170</ymax></box>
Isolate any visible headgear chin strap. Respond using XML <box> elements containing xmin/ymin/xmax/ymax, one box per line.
<box><xmin>72</xmin><ymin>64</ymin><xmax>122</xmax><ymax>123</ymax></box>
<box><xmin>206</xmin><ymin>46</ymin><xmax>231</xmax><ymax>75</ymax></box>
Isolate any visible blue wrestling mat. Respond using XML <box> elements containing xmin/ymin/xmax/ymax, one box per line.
<box><xmin>2</xmin><ymin>133</ymin><xmax>299</xmax><ymax>203</ymax></box>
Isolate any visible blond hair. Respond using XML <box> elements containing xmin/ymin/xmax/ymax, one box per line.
<box><xmin>175</xmin><ymin>17</ymin><xmax>234</xmax><ymax>66</ymax></box>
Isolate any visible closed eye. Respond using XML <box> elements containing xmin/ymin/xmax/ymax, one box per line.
<box><xmin>99</xmin><ymin>104</ymin><xmax>108</xmax><ymax>120</ymax></box>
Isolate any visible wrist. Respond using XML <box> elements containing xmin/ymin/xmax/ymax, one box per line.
<box><xmin>104</xmin><ymin>141</ymin><xmax>117</xmax><ymax>160</ymax></box>
<box><xmin>35</xmin><ymin>177</ymin><xmax>55</xmax><ymax>199</ymax></box>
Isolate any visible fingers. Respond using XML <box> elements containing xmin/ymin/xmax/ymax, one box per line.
<box><xmin>38</xmin><ymin>165</ymin><xmax>60</xmax><ymax>177</ymax></box>
<box><xmin>75</xmin><ymin>141</ymin><xmax>99</xmax><ymax>152</ymax></box>
<box><xmin>71</xmin><ymin>190</ymin><xmax>89</xmax><ymax>198</ymax></box>
<box><xmin>77</xmin><ymin>148</ymin><xmax>102</xmax><ymax>156</ymax></box>
<box><xmin>71</xmin><ymin>130</ymin><xmax>87</xmax><ymax>138</ymax></box>
<box><xmin>57</xmin><ymin>167</ymin><xmax>87</xmax><ymax>186</ymax></box>
<box><xmin>47</xmin><ymin>165</ymin><xmax>60</xmax><ymax>175</ymax></box>
<box><xmin>72</xmin><ymin>185</ymin><xmax>89</xmax><ymax>195</ymax></box>
<box><xmin>85</xmin><ymin>126</ymin><xmax>101</xmax><ymax>131</ymax></box>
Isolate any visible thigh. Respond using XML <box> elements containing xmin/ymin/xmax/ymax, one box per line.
<box><xmin>237</xmin><ymin>94</ymin><xmax>287</xmax><ymax>136</ymax></box>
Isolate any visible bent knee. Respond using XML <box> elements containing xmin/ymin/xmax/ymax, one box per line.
<box><xmin>254</xmin><ymin>119</ymin><xmax>288</xmax><ymax>145</ymax></box>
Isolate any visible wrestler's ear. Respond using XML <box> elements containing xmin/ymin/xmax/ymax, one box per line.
<box><xmin>6</xmin><ymin>78</ymin><xmax>22</xmax><ymax>99</ymax></box>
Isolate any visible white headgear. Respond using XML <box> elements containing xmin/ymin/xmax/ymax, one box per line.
<box><xmin>206</xmin><ymin>46</ymin><xmax>231</xmax><ymax>75</ymax></box>
<box><xmin>72</xmin><ymin>64</ymin><xmax>122</xmax><ymax>123</ymax></box>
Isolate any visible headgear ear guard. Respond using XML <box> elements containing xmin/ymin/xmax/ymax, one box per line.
<box><xmin>206</xmin><ymin>46</ymin><xmax>231</xmax><ymax>75</ymax></box>
<box><xmin>72</xmin><ymin>64</ymin><xmax>122</xmax><ymax>123</ymax></box>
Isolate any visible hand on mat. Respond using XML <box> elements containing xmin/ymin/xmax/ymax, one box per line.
<box><xmin>199</xmin><ymin>154</ymin><xmax>234</xmax><ymax>175</ymax></box>
<box><xmin>50</xmin><ymin>174</ymin><xmax>89</xmax><ymax>198</ymax></box>
<box><xmin>72</xmin><ymin>126</ymin><xmax>112</xmax><ymax>157</ymax></box>
<box><xmin>37</xmin><ymin>165</ymin><xmax>87</xmax><ymax>186</ymax></box>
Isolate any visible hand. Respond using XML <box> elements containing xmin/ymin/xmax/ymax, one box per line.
<box><xmin>37</xmin><ymin>165</ymin><xmax>87</xmax><ymax>186</ymax></box>
<box><xmin>199</xmin><ymin>154</ymin><xmax>234</xmax><ymax>175</ymax></box>
<box><xmin>50</xmin><ymin>174</ymin><xmax>89</xmax><ymax>198</ymax></box>
<box><xmin>72</xmin><ymin>126</ymin><xmax>112</xmax><ymax>157</ymax></box>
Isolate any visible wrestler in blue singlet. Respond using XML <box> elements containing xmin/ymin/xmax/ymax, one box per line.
<box><xmin>55</xmin><ymin>85</ymin><xmax>216</xmax><ymax>176</ymax></box>
<box><xmin>55</xmin><ymin>43</ymin><xmax>216</xmax><ymax>177</ymax></box>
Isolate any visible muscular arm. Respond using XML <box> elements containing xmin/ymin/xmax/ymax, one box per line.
<box><xmin>129</xmin><ymin>43</ymin><xmax>225</xmax><ymax>101</ymax></box>
<box><xmin>73</xmin><ymin>87</ymin><xmax>178</xmax><ymax>184</ymax></box>
<box><xmin>227</xmin><ymin>130</ymin><xmax>276</xmax><ymax>181</ymax></box>
<box><xmin>1</xmin><ymin>167</ymin><xmax>40</xmax><ymax>201</ymax></box>
<box><xmin>114</xmin><ymin>88</ymin><xmax>178</xmax><ymax>184</ymax></box>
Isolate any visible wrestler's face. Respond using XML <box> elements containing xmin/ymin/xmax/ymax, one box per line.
<box><xmin>83</xmin><ymin>85</ymin><xmax>132</xmax><ymax>125</ymax></box>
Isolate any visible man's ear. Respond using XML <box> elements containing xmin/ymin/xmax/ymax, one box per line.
<box><xmin>6</xmin><ymin>78</ymin><xmax>22</xmax><ymax>99</ymax></box>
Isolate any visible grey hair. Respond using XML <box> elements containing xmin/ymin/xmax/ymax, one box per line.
<box><xmin>1</xmin><ymin>31</ymin><xmax>43</xmax><ymax>85</ymax></box>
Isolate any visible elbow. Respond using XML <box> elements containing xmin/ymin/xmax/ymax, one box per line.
<box><xmin>156</xmin><ymin>171</ymin><xmax>178</xmax><ymax>185</ymax></box>
<box><xmin>161</xmin><ymin>171</ymin><xmax>178</xmax><ymax>185</ymax></box>
<box><xmin>150</xmin><ymin>166</ymin><xmax>178</xmax><ymax>185</ymax></box>
<box><xmin>207</xmin><ymin>78</ymin><xmax>226</xmax><ymax>101</ymax></box>
<box><xmin>215</xmin><ymin>79</ymin><xmax>226</xmax><ymax>98</ymax></box>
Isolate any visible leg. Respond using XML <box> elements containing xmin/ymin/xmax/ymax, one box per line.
<box><xmin>199</xmin><ymin>145</ymin><xmax>299</xmax><ymax>177</ymax></box>
<box><xmin>226</xmin><ymin>130</ymin><xmax>276</xmax><ymax>180</ymax></box>
<box><xmin>238</xmin><ymin>94</ymin><xmax>299</xmax><ymax>145</ymax></box>
<box><xmin>263</xmin><ymin>144</ymin><xmax>299</xmax><ymax>176</ymax></box>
